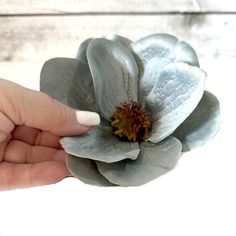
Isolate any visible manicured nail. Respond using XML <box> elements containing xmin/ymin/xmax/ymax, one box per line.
<box><xmin>76</xmin><ymin>111</ymin><xmax>100</xmax><ymax>126</ymax></box>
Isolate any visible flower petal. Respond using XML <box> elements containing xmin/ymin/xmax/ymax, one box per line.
<box><xmin>76</xmin><ymin>38</ymin><xmax>93</xmax><ymax>63</ymax></box>
<box><xmin>40</xmin><ymin>58</ymin><xmax>97</xmax><ymax>111</ymax></box>
<box><xmin>104</xmin><ymin>34</ymin><xmax>132</xmax><ymax>49</ymax></box>
<box><xmin>173</xmin><ymin>91</ymin><xmax>220</xmax><ymax>151</ymax></box>
<box><xmin>132</xmin><ymin>34</ymin><xmax>178</xmax><ymax>64</ymax></box>
<box><xmin>146</xmin><ymin>62</ymin><xmax>206</xmax><ymax>143</ymax></box>
<box><xmin>67</xmin><ymin>60</ymin><xmax>98</xmax><ymax>112</ymax></box>
<box><xmin>40</xmin><ymin>57</ymin><xmax>78</xmax><ymax>104</ymax></box>
<box><xmin>174</xmin><ymin>41</ymin><xmax>199</xmax><ymax>67</ymax></box>
<box><xmin>40</xmin><ymin>57</ymin><xmax>98</xmax><ymax>112</ymax></box>
<box><xmin>138</xmin><ymin>57</ymin><xmax>172</xmax><ymax>105</ymax></box>
<box><xmin>131</xmin><ymin>34</ymin><xmax>200</xmax><ymax>104</ymax></box>
<box><xmin>67</xmin><ymin>154</ymin><xmax>115</xmax><ymax>186</ymax></box>
<box><xmin>96</xmin><ymin>136</ymin><xmax>182</xmax><ymax>186</ymax></box>
<box><xmin>60</xmin><ymin>121</ymin><xmax>140</xmax><ymax>163</ymax></box>
<box><xmin>87</xmin><ymin>38</ymin><xmax>139</xmax><ymax>120</ymax></box>
<box><xmin>132</xmin><ymin>34</ymin><xmax>178</xmax><ymax>104</ymax></box>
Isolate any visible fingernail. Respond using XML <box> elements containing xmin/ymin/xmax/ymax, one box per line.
<box><xmin>76</xmin><ymin>111</ymin><xmax>100</xmax><ymax>126</ymax></box>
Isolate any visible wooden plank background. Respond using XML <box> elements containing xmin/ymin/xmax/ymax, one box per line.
<box><xmin>1</xmin><ymin>0</ymin><xmax>236</xmax><ymax>13</ymax></box>
<box><xmin>0</xmin><ymin>0</ymin><xmax>235</xmax><ymax>91</ymax></box>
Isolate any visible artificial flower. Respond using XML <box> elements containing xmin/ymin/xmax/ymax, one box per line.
<box><xmin>40</xmin><ymin>34</ymin><xmax>220</xmax><ymax>186</ymax></box>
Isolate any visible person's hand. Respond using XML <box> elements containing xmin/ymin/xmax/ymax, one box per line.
<box><xmin>0</xmin><ymin>79</ymin><xmax>100</xmax><ymax>190</ymax></box>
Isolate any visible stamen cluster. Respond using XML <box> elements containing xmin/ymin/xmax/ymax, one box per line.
<box><xmin>111</xmin><ymin>101</ymin><xmax>151</xmax><ymax>142</ymax></box>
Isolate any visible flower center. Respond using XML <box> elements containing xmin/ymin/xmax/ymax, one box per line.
<box><xmin>111</xmin><ymin>101</ymin><xmax>151</xmax><ymax>142</ymax></box>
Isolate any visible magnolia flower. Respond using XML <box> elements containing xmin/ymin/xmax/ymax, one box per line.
<box><xmin>40</xmin><ymin>34</ymin><xmax>220</xmax><ymax>187</ymax></box>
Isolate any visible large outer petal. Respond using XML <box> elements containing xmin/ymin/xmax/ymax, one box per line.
<box><xmin>67</xmin><ymin>59</ymin><xmax>98</xmax><ymax>111</ymax></box>
<box><xmin>132</xmin><ymin>34</ymin><xmax>177</xmax><ymax>104</ymax></box>
<box><xmin>174</xmin><ymin>41</ymin><xmax>199</xmax><ymax>67</ymax></box>
<box><xmin>104</xmin><ymin>34</ymin><xmax>132</xmax><ymax>49</ymax></box>
<box><xmin>40</xmin><ymin>57</ymin><xmax>78</xmax><ymax>104</ymax></box>
<box><xmin>60</xmin><ymin>121</ymin><xmax>140</xmax><ymax>163</ymax></box>
<box><xmin>96</xmin><ymin>136</ymin><xmax>182</xmax><ymax>187</ymax></box>
<box><xmin>76</xmin><ymin>38</ymin><xmax>93</xmax><ymax>63</ymax></box>
<box><xmin>131</xmin><ymin>34</ymin><xmax>199</xmax><ymax>104</ymax></box>
<box><xmin>67</xmin><ymin>154</ymin><xmax>115</xmax><ymax>186</ymax></box>
<box><xmin>173</xmin><ymin>91</ymin><xmax>220</xmax><ymax>151</ymax></box>
<box><xmin>132</xmin><ymin>34</ymin><xmax>178</xmax><ymax>64</ymax></box>
<box><xmin>40</xmin><ymin>57</ymin><xmax>98</xmax><ymax>112</ymax></box>
<box><xmin>87</xmin><ymin>38</ymin><xmax>139</xmax><ymax>120</ymax></box>
<box><xmin>146</xmin><ymin>62</ymin><xmax>206</xmax><ymax>143</ymax></box>
<box><xmin>76</xmin><ymin>35</ymin><xmax>132</xmax><ymax>63</ymax></box>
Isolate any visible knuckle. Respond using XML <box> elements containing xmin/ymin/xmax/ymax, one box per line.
<box><xmin>0</xmin><ymin>81</ymin><xmax>25</xmax><ymax>125</ymax></box>
<box><xmin>47</xmin><ymin>95</ymin><xmax>69</xmax><ymax>127</ymax></box>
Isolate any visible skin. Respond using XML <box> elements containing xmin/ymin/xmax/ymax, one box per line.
<box><xmin>0</xmin><ymin>79</ymin><xmax>90</xmax><ymax>191</ymax></box>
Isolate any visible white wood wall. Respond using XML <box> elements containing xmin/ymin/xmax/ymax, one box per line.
<box><xmin>0</xmin><ymin>0</ymin><xmax>235</xmax><ymax>91</ymax></box>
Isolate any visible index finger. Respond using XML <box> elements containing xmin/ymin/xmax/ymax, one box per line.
<box><xmin>0</xmin><ymin>79</ymin><xmax>100</xmax><ymax>136</ymax></box>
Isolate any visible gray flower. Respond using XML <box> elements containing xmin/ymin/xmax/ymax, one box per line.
<box><xmin>40</xmin><ymin>34</ymin><xmax>220</xmax><ymax>187</ymax></box>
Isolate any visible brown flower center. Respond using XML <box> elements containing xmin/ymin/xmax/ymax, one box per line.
<box><xmin>111</xmin><ymin>101</ymin><xmax>151</xmax><ymax>142</ymax></box>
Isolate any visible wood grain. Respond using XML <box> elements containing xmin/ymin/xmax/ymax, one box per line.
<box><xmin>0</xmin><ymin>0</ymin><xmax>236</xmax><ymax>14</ymax></box>
<box><xmin>0</xmin><ymin>1</ymin><xmax>235</xmax><ymax>90</ymax></box>
<box><xmin>0</xmin><ymin>15</ymin><xmax>234</xmax><ymax>62</ymax></box>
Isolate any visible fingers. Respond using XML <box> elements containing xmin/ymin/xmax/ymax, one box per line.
<box><xmin>0</xmin><ymin>134</ymin><xmax>11</xmax><ymax>162</ymax></box>
<box><xmin>4</xmin><ymin>140</ymin><xmax>67</xmax><ymax>163</ymax></box>
<box><xmin>13</xmin><ymin>125</ymin><xmax>62</xmax><ymax>149</ymax></box>
<box><xmin>0</xmin><ymin>112</ymin><xmax>15</xmax><ymax>142</ymax></box>
<box><xmin>0</xmin><ymin>161</ymin><xmax>70</xmax><ymax>191</ymax></box>
<box><xmin>0</xmin><ymin>79</ymin><xmax>100</xmax><ymax>136</ymax></box>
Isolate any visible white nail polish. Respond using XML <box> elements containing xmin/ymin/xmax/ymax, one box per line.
<box><xmin>76</xmin><ymin>111</ymin><xmax>100</xmax><ymax>126</ymax></box>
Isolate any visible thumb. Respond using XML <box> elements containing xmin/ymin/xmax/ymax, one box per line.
<box><xmin>0</xmin><ymin>79</ymin><xmax>100</xmax><ymax>136</ymax></box>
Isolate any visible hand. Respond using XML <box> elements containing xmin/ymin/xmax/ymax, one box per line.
<box><xmin>0</xmin><ymin>79</ymin><xmax>100</xmax><ymax>190</ymax></box>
